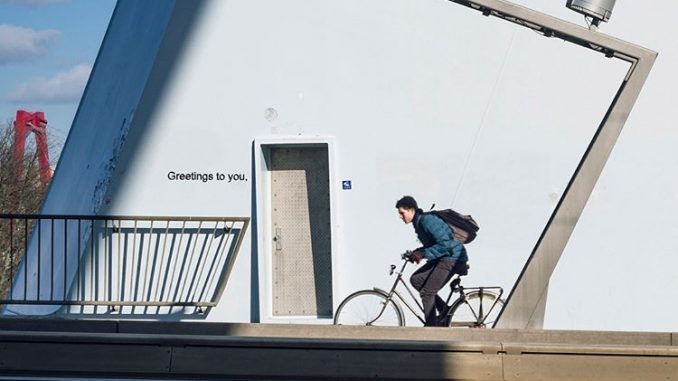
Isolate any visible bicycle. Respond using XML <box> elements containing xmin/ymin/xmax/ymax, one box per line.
<box><xmin>333</xmin><ymin>253</ymin><xmax>505</xmax><ymax>327</ymax></box>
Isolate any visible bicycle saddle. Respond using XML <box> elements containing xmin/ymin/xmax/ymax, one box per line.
<box><xmin>453</xmin><ymin>262</ymin><xmax>469</xmax><ymax>276</ymax></box>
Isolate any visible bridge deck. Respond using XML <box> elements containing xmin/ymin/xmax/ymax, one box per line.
<box><xmin>0</xmin><ymin>319</ymin><xmax>676</xmax><ymax>380</ymax></box>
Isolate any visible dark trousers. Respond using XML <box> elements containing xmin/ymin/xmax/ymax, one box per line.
<box><xmin>410</xmin><ymin>259</ymin><xmax>456</xmax><ymax>326</ymax></box>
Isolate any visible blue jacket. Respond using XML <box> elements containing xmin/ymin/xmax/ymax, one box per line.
<box><xmin>413</xmin><ymin>209</ymin><xmax>468</xmax><ymax>262</ymax></box>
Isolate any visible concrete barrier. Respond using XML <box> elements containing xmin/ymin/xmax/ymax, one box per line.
<box><xmin>0</xmin><ymin>319</ymin><xmax>676</xmax><ymax>380</ymax></box>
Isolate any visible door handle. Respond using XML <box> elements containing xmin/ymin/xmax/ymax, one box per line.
<box><xmin>274</xmin><ymin>228</ymin><xmax>282</xmax><ymax>251</ymax></box>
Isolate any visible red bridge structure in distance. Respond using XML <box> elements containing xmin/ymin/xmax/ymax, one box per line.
<box><xmin>13</xmin><ymin>109</ymin><xmax>52</xmax><ymax>185</ymax></box>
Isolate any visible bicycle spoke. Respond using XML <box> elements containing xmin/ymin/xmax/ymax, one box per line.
<box><xmin>448</xmin><ymin>290</ymin><xmax>504</xmax><ymax>328</ymax></box>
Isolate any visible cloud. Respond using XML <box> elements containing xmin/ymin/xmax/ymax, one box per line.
<box><xmin>6</xmin><ymin>64</ymin><xmax>92</xmax><ymax>104</ymax></box>
<box><xmin>0</xmin><ymin>24</ymin><xmax>61</xmax><ymax>65</ymax></box>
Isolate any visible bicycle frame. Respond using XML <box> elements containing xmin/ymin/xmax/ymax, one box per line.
<box><xmin>368</xmin><ymin>259</ymin><xmax>504</xmax><ymax>327</ymax></box>
<box><xmin>376</xmin><ymin>260</ymin><xmax>427</xmax><ymax>325</ymax></box>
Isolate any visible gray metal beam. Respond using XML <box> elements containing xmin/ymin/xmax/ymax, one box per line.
<box><xmin>448</xmin><ymin>0</ymin><xmax>657</xmax><ymax>329</ymax></box>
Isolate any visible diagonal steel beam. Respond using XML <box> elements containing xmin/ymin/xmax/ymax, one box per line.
<box><xmin>448</xmin><ymin>0</ymin><xmax>657</xmax><ymax>329</ymax></box>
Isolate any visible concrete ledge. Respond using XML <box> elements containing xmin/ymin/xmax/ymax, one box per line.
<box><xmin>0</xmin><ymin>329</ymin><xmax>502</xmax><ymax>353</ymax></box>
<box><xmin>503</xmin><ymin>352</ymin><xmax>678</xmax><ymax>381</ymax></box>
<box><xmin>503</xmin><ymin>342</ymin><xmax>678</xmax><ymax>356</ymax></box>
<box><xmin>0</xmin><ymin>317</ymin><xmax>674</xmax><ymax>345</ymax></box>
<box><xmin>0</xmin><ymin>319</ymin><xmax>677</xmax><ymax>380</ymax></box>
<box><xmin>111</xmin><ymin>320</ymin><xmax>678</xmax><ymax>346</ymax></box>
<box><xmin>0</xmin><ymin>317</ymin><xmax>117</xmax><ymax>333</ymax></box>
<box><xmin>0</xmin><ymin>341</ymin><xmax>171</xmax><ymax>376</ymax></box>
<box><xmin>172</xmin><ymin>344</ymin><xmax>502</xmax><ymax>380</ymax></box>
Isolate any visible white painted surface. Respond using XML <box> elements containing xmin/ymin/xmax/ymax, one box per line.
<box><xmin>16</xmin><ymin>0</ymin><xmax>677</xmax><ymax>331</ymax></box>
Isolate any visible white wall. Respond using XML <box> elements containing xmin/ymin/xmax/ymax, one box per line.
<box><xmin>29</xmin><ymin>0</ymin><xmax>678</xmax><ymax>330</ymax></box>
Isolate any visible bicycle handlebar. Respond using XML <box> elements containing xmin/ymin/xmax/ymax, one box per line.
<box><xmin>401</xmin><ymin>251</ymin><xmax>412</xmax><ymax>261</ymax></box>
<box><xmin>390</xmin><ymin>254</ymin><xmax>410</xmax><ymax>276</ymax></box>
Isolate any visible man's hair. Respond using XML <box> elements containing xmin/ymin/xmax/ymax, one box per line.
<box><xmin>395</xmin><ymin>196</ymin><xmax>418</xmax><ymax>210</ymax></box>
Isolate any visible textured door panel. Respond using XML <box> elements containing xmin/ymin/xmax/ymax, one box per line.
<box><xmin>271</xmin><ymin>147</ymin><xmax>332</xmax><ymax>317</ymax></box>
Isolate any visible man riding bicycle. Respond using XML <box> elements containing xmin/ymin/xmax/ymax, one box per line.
<box><xmin>395</xmin><ymin>196</ymin><xmax>468</xmax><ymax>326</ymax></box>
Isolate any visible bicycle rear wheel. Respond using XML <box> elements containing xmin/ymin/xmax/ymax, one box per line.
<box><xmin>333</xmin><ymin>290</ymin><xmax>404</xmax><ymax>326</ymax></box>
<box><xmin>448</xmin><ymin>290</ymin><xmax>504</xmax><ymax>328</ymax></box>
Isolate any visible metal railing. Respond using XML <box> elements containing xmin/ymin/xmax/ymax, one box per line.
<box><xmin>0</xmin><ymin>214</ymin><xmax>249</xmax><ymax>314</ymax></box>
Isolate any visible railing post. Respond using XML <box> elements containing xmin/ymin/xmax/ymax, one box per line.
<box><xmin>9</xmin><ymin>218</ymin><xmax>14</xmax><ymax>300</ymax></box>
<box><xmin>63</xmin><ymin>219</ymin><xmax>67</xmax><ymax>301</ymax></box>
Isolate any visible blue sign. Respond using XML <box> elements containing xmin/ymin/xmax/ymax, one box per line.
<box><xmin>342</xmin><ymin>180</ymin><xmax>352</xmax><ymax>190</ymax></box>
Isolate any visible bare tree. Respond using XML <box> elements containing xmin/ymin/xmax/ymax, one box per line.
<box><xmin>0</xmin><ymin>120</ymin><xmax>50</xmax><ymax>299</ymax></box>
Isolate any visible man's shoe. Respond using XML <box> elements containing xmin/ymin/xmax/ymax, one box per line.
<box><xmin>438</xmin><ymin>305</ymin><xmax>450</xmax><ymax>317</ymax></box>
<box><xmin>436</xmin><ymin>306</ymin><xmax>451</xmax><ymax>326</ymax></box>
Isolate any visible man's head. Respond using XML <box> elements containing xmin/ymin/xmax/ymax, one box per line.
<box><xmin>395</xmin><ymin>196</ymin><xmax>418</xmax><ymax>224</ymax></box>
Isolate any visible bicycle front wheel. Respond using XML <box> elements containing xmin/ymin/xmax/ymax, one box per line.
<box><xmin>448</xmin><ymin>290</ymin><xmax>504</xmax><ymax>328</ymax></box>
<box><xmin>333</xmin><ymin>290</ymin><xmax>404</xmax><ymax>326</ymax></box>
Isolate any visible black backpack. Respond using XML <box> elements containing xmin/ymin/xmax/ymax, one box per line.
<box><xmin>429</xmin><ymin>209</ymin><xmax>479</xmax><ymax>244</ymax></box>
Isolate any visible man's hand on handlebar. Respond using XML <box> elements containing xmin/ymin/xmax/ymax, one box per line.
<box><xmin>403</xmin><ymin>250</ymin><xmax>424</xmax><ymax>264</ymax></box>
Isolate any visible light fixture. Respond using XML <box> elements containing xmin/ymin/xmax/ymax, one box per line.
<box><xmin>566</xmin><ymin>0</ymin><xmax>616</xmax><ymax>29</ymax></box>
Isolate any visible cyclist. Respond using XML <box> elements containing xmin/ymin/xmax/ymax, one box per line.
<box><xmin>395</xmin><ymin>195</ymin><xmax>468</xmax><ymax>326</ymax></box>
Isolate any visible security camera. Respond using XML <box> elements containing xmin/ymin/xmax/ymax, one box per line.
<box><xmin>566</xmin><ymin>0</ymin><xmax>616</xmax><ymax>28</ymax></box>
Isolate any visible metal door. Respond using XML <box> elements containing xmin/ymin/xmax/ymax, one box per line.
<box><xmin>270</xmin><ymin>146</ymin><xmax>332</xmax><ymax>317</ymax></box>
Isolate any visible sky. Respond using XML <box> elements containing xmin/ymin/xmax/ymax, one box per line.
<box><xmin>0</xmin><ymin>0</ymin><xmax>116</xmax><ymax>158</ymax></box>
